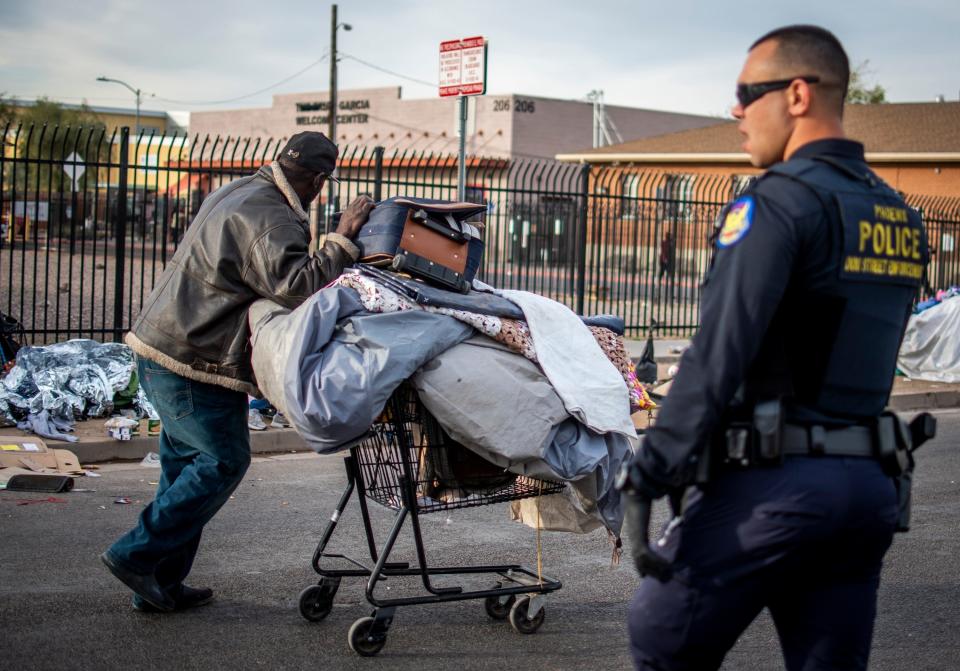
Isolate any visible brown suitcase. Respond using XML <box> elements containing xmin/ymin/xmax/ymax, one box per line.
<box><xmin>392</xmin><ymin>207</ymin><xmax>474</xmax><ymax>290</ymax></box>
<box><xmin>355</xmin><ymin>197</ymin><xmax>485</xmax><ymax>294</ymax></box>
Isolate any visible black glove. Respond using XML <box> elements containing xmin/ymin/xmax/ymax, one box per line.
<box><xmin>616</xmin><ymin>457</ymin><xmax>674</xmax><ymax>582</ymax></box>
<box><xmin>623</xmin><ymin>489</ymin><xmax>673</xmax><ymax>582</ymax></box>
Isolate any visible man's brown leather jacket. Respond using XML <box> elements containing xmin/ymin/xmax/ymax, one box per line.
<box><xmin>126</xmin><ymin>163</ymin><xmax>358</xmax><ymax>396</ymax></box>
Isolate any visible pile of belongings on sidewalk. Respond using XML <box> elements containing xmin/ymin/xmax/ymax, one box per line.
<box><xmin>0</xmin><ymin>339</ymin><xmax>155</xmax><ymax>442</ymax></box>
<box><xmin>898</xmin><ymin>285</ymin><xmax>960</xmax><ymax>383</ymax></box>
<box><xmin>249</xmin><ymin>196</ymin><xmax>653</xmax><ymax>541</ymax></box>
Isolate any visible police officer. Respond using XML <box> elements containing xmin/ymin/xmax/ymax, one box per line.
<box><xmin>621</xmin><ymin>25</ymin><xmax>930</xmax><ymax>670</ymax></box>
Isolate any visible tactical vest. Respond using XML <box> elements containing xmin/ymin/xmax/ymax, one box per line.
<box><xmin>738</xmin><ymin>156</ymin><xmax>928</xmax><ymax>420</ymax></box>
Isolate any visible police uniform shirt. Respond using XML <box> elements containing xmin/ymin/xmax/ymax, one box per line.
<box><xmin>636</xmin><ymin>139</ymin><xmax>926</xmax><ymax>495</ymax></box>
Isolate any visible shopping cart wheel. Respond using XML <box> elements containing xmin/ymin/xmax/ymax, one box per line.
<box><xmin>348</xmin><ymin>616</ymin><xmax>387</xmax><ymax>657</ymax></box>
<box><xmin>508</xmin><ymin>596</ymin><xmax>546</xmax><ymax>634</ymax></box>
<box><xmin>298</xmin><ymin>578</ymin><xmax>339</xmax><ymax>622</ymax></box>
<box><xmin>484</xmin><ymin>594</ymin><xmax>516</xmax><ymax>620</ymax></box>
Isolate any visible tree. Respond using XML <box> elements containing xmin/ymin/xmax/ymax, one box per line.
<box><xmin>846</xmin><ymin>60</ymin><xmax>887</xmax><ymax>104</ymax></box>
<box><xmin>8</xmin><ymin>98</ymin><xmax>108</xmax><ymax>192</ymax></box>
<box><xmin>0</xmin><ymin>95</ymin><xmax>16</xmax><ymax>130</ymax></box>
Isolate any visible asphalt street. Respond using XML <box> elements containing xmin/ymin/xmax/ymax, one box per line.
<box><xmin>1</xmin><ymin>409</ymin><xmax>958</xmax><ymax>670</ymax></box>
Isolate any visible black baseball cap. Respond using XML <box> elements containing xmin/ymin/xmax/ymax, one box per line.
<box><xmin>279</xmin><ymin>131</ymin><xmax>340</xmax><ymax>182</ymax></box>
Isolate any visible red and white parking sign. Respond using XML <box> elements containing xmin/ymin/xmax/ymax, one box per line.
<box><xmin>439</xmin><ymin>36</ymin><xmax>487</xmax><ymax>97</ymax></box>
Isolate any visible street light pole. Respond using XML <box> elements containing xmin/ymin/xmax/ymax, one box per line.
<box><xmin>96</xmin><ymin>76</ymin><xmax>142</xmax><ymax>134</ymax></box>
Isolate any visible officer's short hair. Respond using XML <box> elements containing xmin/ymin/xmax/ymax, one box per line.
<box><xmin>751</xmin><ymin>25</ymin><xmax>849</xmax><ymax>114</ymax></box>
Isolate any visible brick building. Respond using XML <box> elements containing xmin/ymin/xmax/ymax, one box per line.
<box><xmin>556</xmin><ymin>101</ymin><xmax>960</xmax><ymax>198</ymax></box>
<box><xmin>555</xmin><ymin>101</ymin><xmax>960</xmax><ymax>293</ymax></box>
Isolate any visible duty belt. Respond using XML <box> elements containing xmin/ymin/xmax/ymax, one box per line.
<box><xmin>782</xmin><ymin>424</ymin><xmax>874</xmax><ymax>457</ymax></box>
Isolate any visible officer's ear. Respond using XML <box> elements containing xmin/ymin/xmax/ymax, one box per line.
<box><xmin>786</xmin><ymin>79</ymin><xmax>813</xmax><ymax>116</ymax></box>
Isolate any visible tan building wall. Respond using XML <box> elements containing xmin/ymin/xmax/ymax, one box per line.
<box><xmin>95</xmin><ymin>111</ymin><xmax>168</xmax><ymax>136</ymax></box>
<box><xmin>190</xmin><ymin>87</ymin><xmax>721</xmax><ymax>160</ymax></box>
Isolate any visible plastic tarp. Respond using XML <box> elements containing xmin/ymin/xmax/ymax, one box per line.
<box><xmin>0</xmin><ymin>339</ymin><xmax>137</xmax><ymax>427</ymax></box>
<box><xmin>249</xmin><ymin>287</ymin><xmax>474</xmax><ymax>453</ymax></box>
<box><xmin>898</xmin><ymin>296</ymin><xmax>960</xmax><ymax>382</ymax></box>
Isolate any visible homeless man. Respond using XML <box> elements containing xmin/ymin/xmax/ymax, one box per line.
<box><xmin>102</xmin><ymin>131</ymin><xmax>375</xmax><ymax>612</ymax></box>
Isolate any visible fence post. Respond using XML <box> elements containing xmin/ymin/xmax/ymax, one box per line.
<box><xmin>373</xmin><ymin>146</ymin><xmax>384</xmax><ymax>202</ymax></box>
<box><xmin>575</xmin><ymin>163</ymin><xmax>590</xmax><ymax>315</ymax></box>
<box><xmin>113</xmin><ymin>127</ymin><xmax>129</xmax><ymax>343</ymax></box>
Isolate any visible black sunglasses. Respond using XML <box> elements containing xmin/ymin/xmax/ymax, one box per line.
<box><xmin>736</xmin><ymin>76</ymin><xmax>820</xmax><ymax>108</ymax></box>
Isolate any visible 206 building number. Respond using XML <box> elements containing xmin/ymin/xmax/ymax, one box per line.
<box><xmin>493</xmin><ymin>98</ymin><xmax>536</xmax><ymax>113</ymax></box>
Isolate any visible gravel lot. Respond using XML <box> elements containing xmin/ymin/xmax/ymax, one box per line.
<box><xmin>0</xmin><ymin>236</ymin><xmax>174</xmax><ymax>344</ymax></box>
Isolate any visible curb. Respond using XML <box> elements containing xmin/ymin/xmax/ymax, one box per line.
<box><xmin>71</xmin><ymin>428</ymin><xmax>310</xmax><ymax>465</ymax></box>
<box><xmin>888</xmin><ymin>390</ymin><xmax>960</xmax><ymax>412</ymax></box>
<box><xmin>66</xmin><ymin>391</ymin><xmax>959</xmax><ymax>465</ymax></box>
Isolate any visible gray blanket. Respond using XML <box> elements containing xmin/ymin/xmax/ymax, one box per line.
<box><xmin>412</xmin><ymin>336</ymin><xmax>631</xmax><ymax>534</ymax></box>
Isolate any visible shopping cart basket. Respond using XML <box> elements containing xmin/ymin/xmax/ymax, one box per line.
<box><xmin>297</xmin><ymin>383</ymin><xmax>566</xmax><ymax>656</ymax></box>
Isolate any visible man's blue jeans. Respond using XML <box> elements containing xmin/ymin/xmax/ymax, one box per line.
<box><xmin>106</xmin><ymin>357</ymin><xmax>250</xmax><ymax>592</ymax></box>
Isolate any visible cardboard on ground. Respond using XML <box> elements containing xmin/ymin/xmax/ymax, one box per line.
<box><xmin>0</xmin><ymin>436</ymin><xmax>83</xmax><ymax>474</ymax></box>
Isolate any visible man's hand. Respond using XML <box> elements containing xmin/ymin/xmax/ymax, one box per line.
<box><xmin>335</xmin><ymin>195</ymin><xmax>375</xmax><ymax>239</ymax></box>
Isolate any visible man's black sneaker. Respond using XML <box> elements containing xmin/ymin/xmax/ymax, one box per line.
<box><xmin>133</xmin><ymin>585</ymin><xmax>214</xmax><ymax>613</ymax></box>
<box><xmin>101</xmin><ymin>552</ymin><xmax>175</xmax><ymax>612</ymax></box>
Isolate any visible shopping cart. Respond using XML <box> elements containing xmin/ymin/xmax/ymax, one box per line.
<box><xmin>297</xmin><ymin>383</ymin><xmax>566</xmax><ymax>656</ymax></box>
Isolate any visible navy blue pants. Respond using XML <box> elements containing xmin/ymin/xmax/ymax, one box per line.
<box><xmin>628</xmin><ymin>456</ymin><xmax>898</xmax><ymax>671</ymax></box>
<box><xmin>106</xmin><ymin>358</ymin><xmax>250</xmax><ymax>598</ymax></box>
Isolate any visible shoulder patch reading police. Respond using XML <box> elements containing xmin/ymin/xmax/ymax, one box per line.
<box><xmin>717</xmin><ymin>196</ymin><xmax>754</xmax><ymax>248</ymax></box>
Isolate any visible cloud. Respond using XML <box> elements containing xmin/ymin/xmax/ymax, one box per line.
<box><xmin>1</xmin><ymin>0</ymin><xmax>957</xmax><ymax>115</ymax></box>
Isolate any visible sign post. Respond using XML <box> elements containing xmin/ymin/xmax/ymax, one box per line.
<box><xmin>439</xmin><ymin>36</ymin><xmax>487</xmax><ymax>202</ymax></box>
<box><xmin>63</xmin><ymin>152</ymin><xmax>86</xmax><ymax>255</ymax></box>
<box><xmin>63</xmin><ymin>151</ymin><xmax>85</xmax><ymax>192</ymax></box>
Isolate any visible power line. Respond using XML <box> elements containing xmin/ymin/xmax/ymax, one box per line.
<box><xmin>338</xmin><ymin>52</ymin><xmax>436</xmax><ymax>89</ymax></box>
<box><xmin>153</xmin><ymin>53</ymin><xmax>330</xmax><ymax>106</ymax></box>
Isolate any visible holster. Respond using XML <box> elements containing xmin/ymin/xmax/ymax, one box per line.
<box><xmin>874</xmin><ymin>411</ymin><xmax>912</xmax><ymax>532</ymax></box>
<box><xmin>711</xmin><ymin>399</ymin><xmax>785</xmax><ymax>473</ymax></box>
<box><xmin>877</xmin><ymin>411</ymin><xmax>937</xmax><ymax>533</ymax></box>
<box><xmin>875</xmin><ymin>412</ymin><xmax>911</xmax><ymax>477</ymax></box>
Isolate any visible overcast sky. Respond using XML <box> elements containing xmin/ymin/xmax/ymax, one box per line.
<box><xmin>1</xmin><ymin>0</ymin><xmax>958</xmax><ymax>120</ymax></box>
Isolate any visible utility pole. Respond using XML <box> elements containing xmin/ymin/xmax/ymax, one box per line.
<box><xmin>326</xmin><ymin>4</ymin><xmax>339</xmax><ymax>236</ymax></box>
<box><xmin>325</xmin><ymin>4</ymin><xmax>352</xmax><ymax>234</ymax></box>
<box><xmin>586</xmin><ymin>89</ymin><xmax>623</xmax><ymax>149</ymax></box>
<box><xmin>329</xmin><ymin>4</ymin><xmax>338</xmax><ymax>148</ymax></box>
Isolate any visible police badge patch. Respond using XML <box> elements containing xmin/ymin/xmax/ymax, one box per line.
<box><xmin>717</xmin><ymin>196</ymin><xmax>754</xmax><ymax>248</ymax></box>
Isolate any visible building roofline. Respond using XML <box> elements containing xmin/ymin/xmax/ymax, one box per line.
<box><xmin>555</xmin><ymin>151</ymin><xmax>960</xmax><ymax>164</ymax></box>
<box><xmin>1</xmin><ymin>98</ymin><xmax>169</xmax><ymax>118</ymax></box>
<box><xmin>187</xmin><ymin>87</ymin><xmax>720</xmax><ymax>121</ymax></box>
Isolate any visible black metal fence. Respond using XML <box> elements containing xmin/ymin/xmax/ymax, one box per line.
<box><xmin>2</xmin><ymin>124</ymin><xmax>959</xmax><ymax>344</ymax></box>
